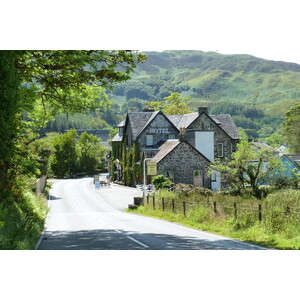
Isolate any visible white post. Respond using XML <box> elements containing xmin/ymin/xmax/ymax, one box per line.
<box><xmin>143</xmin><ymin>158</ymin><xmax>151</xmax><ymax>204</ymax></box>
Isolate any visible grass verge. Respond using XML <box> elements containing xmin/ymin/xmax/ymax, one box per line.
<box><xmin>128</xmin><ymin>189</ymin><xmax>300</xmax><ymax>250</ymax></box>
<box><xmin>0</xmin><ymin>185</ymin><xmax>49</xmax><ymax>250</ymax></box>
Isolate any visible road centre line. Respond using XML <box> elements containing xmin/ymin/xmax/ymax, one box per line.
<box><xmin>126</xmin><ymin>236</ymin><xmax>150</xmax><ymax>249</ymax></box>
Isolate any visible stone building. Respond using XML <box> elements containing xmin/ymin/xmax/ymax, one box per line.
<box><xmin>111</xmin><ymin>107</ymin><xmax>240</xmax><ymax>190</ymax></box>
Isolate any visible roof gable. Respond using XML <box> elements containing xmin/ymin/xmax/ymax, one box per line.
<box><xmin>127</xmin><ymin>111</ymin><xmax>159</xmax><ymax>140</ymax></box>
<box><xmin>135</xmin><ymin>111</ymin><xmax>179</xmax><ymax>140</ymax></box>
<box><xmin>152</xmin><ymin>139</ymin><xmax>211</xmax><ymax>163</ymax></box>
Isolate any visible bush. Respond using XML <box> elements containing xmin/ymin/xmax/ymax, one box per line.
<box><xmin>152</xmin><ymin>175</ymin><xmax>173</xmax><ymax>190</ymax></box>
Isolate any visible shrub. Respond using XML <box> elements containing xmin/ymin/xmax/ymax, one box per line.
<box><xmin>152</xmin><ymin>175</ymin><xmax>173</xmax><ymax>190</ymax></box>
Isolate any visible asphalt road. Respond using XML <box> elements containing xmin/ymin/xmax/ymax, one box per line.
<box><xmin>37</xmin><ymin>178</ymin><xmax>269</xmax><ymax>250</ymax></box>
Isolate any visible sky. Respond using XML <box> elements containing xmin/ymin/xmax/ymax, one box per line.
<box><xmin>3</xmin><ymin>0</ymin><xmax>300</xmax><ymax>64</ymax></box>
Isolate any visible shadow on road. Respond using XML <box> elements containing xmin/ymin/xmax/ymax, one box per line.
<box><xmin>37</xmin><ymin>229</ymin><xmax>268</xmax><ymax>250</ymax></box>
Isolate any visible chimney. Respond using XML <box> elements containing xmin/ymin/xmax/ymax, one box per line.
<box><xmin>198</xmin><ymin>106</ymin><xmax>208</xmax><ymax>115</ymax></box>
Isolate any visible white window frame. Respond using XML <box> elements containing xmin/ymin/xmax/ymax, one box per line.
<box><xmin>217</xmin><ymin>143</ymin><xmax>224</xmax><ymax>157</ymax></box>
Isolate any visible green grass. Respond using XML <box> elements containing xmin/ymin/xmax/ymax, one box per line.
<box><xmin>128</xmin><ymin>189</ymin><xmax>300</xmax><ymax>250</ymax></box>
<box><xmin>0</xmin><ymin>187</ymin><xmax>49</xmax><ymax>250</ymax></box>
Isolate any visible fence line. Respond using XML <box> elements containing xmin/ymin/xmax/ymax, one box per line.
<box><xmin>147</xmin><ymin>194</ymin><xmax>300</xmax><ymax>222</ymax></box>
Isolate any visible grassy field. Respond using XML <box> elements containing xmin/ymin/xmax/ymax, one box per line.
<box><xmin>129</xmin><ymin>189</ymin><xmax>300</xmax><ymax>250</ymax></box>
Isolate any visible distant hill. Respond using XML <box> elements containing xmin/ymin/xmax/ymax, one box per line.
<box><xmin>109</xmin><ymin>50</ymin><xmax>300</xmax><ymax>116</ymax></box>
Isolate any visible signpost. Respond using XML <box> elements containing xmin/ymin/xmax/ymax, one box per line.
<box><xmin>147</xmin><ymin>161</ymin><xmax>157</xmax><ymax>176</ymax></box>
<box><xmin>143</xmin><ymin>159</ymin><xmax>157</xmax><ymax>203</ymax></box>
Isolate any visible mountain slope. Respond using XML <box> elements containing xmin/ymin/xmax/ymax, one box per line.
<box><xmin>111</xmin><ymin>50</ymin><xmax>300</xmax><ymax>116</ymax></box>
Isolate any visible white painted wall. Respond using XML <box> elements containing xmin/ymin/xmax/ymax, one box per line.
<box><xmin>195</xmin><ymin>131</ymin><xmax>214</xmax><ymax>162</ymax></box>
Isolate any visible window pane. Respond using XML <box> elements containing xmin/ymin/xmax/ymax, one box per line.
<box><xmin>146</xmin><ymin>135</ymin><xmax>153</xmax><ymax>146</ymax></box>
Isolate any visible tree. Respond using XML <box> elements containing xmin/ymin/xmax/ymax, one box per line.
<box><xmin>77</xmin><ymin>132</ymin><xmax>106</xmax><ymax>172</ymax></box>
<box><xmin>282</xmin><ymin>103</ymin><xmax>300</xmax><ymax>153</ymax></box>
<box><xmin>148</xmin><ymin>92</ymin><xmax>192</xmax><ymax>114</ymax></box>
<box><xmin>209</xmin><ymin>135</ymin><xmax>280</xmax><ymax>197</ymax></box>
<box><xmin>51</xmin><ymin>130</ymin><xmax>78</xmax><ymax>177</ymax></box>
<box><xmin>0</xmin><ymin>50</ymin><xmax>146</xmax><ymax>195</ymax></box>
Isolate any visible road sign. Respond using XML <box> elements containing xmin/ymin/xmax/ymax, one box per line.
<box><xmin>147</xmin><ymin>161</ymin><xmax>157</xmax><ymax>175</ymax></box>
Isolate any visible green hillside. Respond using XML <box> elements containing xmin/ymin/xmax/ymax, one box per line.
<box><xmin>44</xmin><ymin>50</ymin><xmax>300</xmax><ymax>140</ymax></box>
<box><xmin>110</xmin><ymin>50</ymin><xmax>300</xmax><ymax>117</ymax></box>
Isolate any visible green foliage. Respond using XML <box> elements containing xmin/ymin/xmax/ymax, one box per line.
<box><xmin>51</xmin><ymin>130</ymin><xmax>78</xmax><ymax>177</ymax></box>
<box><xmin>0</xmin><ymin>189</ymin><xmax>48</xmax><ymax>249</ymax></box>
<box><xmin>77</xmin><ymin>132</ymin><xmax>106</xmax><ymax>172</ymax></box>
<box><xmin>148</xmin><ymin>92</ymin><xmax>192</xmax><ymax>114</ymax></box>
<box><xmin>49</xmin><ymin>130</ymin><xmax>107</xmax><ymax>177</ymax></box>
<box><xmin>282</xmin><ymin>102</ymin><xmax>300</xmax><ymax>152</ymax></box>
<box><xmin>152</xmin><ymin>174</ymin><xmax>173</xmax><ymax>190</ymax></box>
<box><xmin>210</xmin><ymin>136</ymin><xmax>281</xmax><ymax>197</ymax></box>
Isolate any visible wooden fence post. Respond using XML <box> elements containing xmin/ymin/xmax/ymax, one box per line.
<box><xmin>153</xmin><ymin>195</ymin><xmax>155</xmax><ymax>210</ymax></box>
<box><xmin>213</xmin><ymin>201</ymin><xmax>217</xmax><ymax>216</ymax></box>
<box><xmin>258</xmin><ymin>204</ymin><xmax>262</xmax><ymax>222</ymax></box>
<box><xmin>183</xmin><ymin>201</ymin><xmax>186</xmax><ymax>217</ymax></box>
<box><xmin>162</xmin><ymin>197</ymin><xmax>165</xmax><ymax>211</ymax></box>
<box><xmin>147</xmin><ymin>193</ymin><xmax>149</xmax><ymax>204</ymax></box>
<box><xmin>234</xmin><ymin>202</ymin><xmax>237</xmax><ymax>220</ymax></box>
<box><xmin>172</xmin><ymin>199</ymin><xmax>175</xmax><ymax>212</ymax></box>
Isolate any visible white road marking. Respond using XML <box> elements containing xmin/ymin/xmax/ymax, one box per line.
<box><xmin>126</xmin><ymin>236</ymin><xmax>150</xmax><ymax>249</ymax></box>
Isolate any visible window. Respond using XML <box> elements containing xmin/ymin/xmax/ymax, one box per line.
<box><xmin>165</xmin><ymin>170</ymin><xmax>174</xmax><ymax>181</ymax></box>
<box><xmin>217</xmin><ymin>143</ymin><xmax>224</xmax><ymax>157</ymax></box>
<box><xmin>169</xmin><ymin>134</ymin><xmax>175</xmax><ymax>140</ymax></box>
<box><xmin>146</xmin><ymin>135</ymin><xmax>153</xmax><ymax>146</ymax></box>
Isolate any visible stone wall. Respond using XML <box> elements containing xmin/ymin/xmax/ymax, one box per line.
<box><xmin>157</xmin><ymin>142</ymin><xmax>211</xmax><ymax>188</ymax></box>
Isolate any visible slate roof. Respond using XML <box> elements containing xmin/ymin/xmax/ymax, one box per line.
<box><xmin>167</xmin><ymin>112</ymin><xmax>198</xmax><ymax>129</ymax></box>
<box><xmin>151</xmin><ymin>140</ymin><xmax>180</xmax><ymax>163</ymax></box>
<box><xmin>212</xmin><ymin>114</ymin><xmax>240</xmax><ymax>139</ymax></box>
<box><xmin>112</xmin><ymin>110</ymin><xmax>240</xmax><ymax>142</ymax></box>
<box><xmin>128</xmin><ymin>111</ymin><xmax>160</xmax><ymax>140</ymax></box>
<box><xmin>167</xmin><ymin>112</ymin><xmax>240</xmax><ymax>139</ymax></box>
<box><xmin>111</xmin><ymin>131</ymin><xmax>123</xmax><ymax>142</ymax></box>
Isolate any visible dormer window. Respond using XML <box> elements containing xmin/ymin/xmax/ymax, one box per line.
<box><xmin>119</xmin><ymin>127</ymin><xmax>123</xmax><ymax>136</ymax></box>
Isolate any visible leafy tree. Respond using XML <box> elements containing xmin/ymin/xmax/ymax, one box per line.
<box><xmin>77</xmin><ymin>132</ymin><xmax>106</xmax><ymax>172</ymax></box>
<box><xmin>1</xmin><ymin>50</ymin><xmax>145</xmax><ymax>194</ymax></box>
<box><xmin>263</xmin><ymin>132</ymin><xmax>285</xmax><ymax>147</ymax></box>
<box><xmin>282</xmin><ymin>103</ymin><xmax>300</xmax><ymax>152</ymax></box>
<box><xmin>209</xmin><ymin>135</ymin><xmax>280</xmax><ymax>198</ymax></box>
<box><xmin>51</xmin><ymin>130</ymin><xmax>78</xmax><ymax>177</ymax></box>
<box><xmin>148</xmin><ymin>92</ymin><xmax>192</xmax><ymax>114</ymax></box>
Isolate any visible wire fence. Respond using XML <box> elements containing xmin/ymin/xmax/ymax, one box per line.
<box><xmin>146</xmin><ymin>193</ymin><xmax>300</xmax><ymax>222</ymax></box>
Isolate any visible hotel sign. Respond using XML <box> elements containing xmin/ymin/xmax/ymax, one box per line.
<box><xmin>149</xmin><ymin>128</ymin><xmax>170</xmax><ymax>134</ymax></box>
<box><xmin>147</xmin><ymin>161</ymin><xmax>157</xmax><ymax>175</ymax></box>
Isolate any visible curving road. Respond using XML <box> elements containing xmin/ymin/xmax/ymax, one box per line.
<box><xmin>37</xmin><ymin>178</ymin><xmax>269</xmax><ymax>250</ymax></box>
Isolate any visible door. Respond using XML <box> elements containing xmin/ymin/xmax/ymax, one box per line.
<box><xmin>193</xmin><ymin>170</ymin><xmax>203</xmax><ymax>187</ymax></box>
